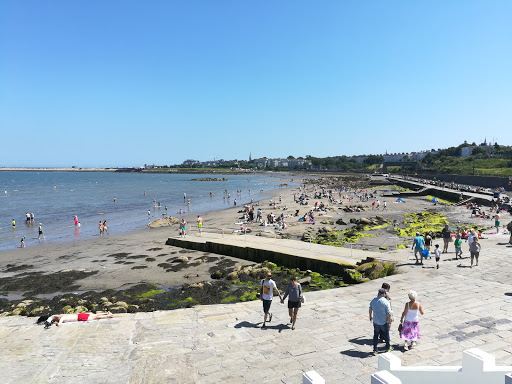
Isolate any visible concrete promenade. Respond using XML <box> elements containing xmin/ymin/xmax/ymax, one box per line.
<box><xmin>1</xmin><ymin>232</ymin><xmax>512</xmax><ymax>383</ymax></box>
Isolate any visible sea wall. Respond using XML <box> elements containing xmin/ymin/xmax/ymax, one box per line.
<box><xmin>165</xmin><ymin>238</ymin><xmax>357</xmax><ymax>277</ymax></box>
<box><xmin>416</xmin><ymin>173</ymin><xmax>512</xmax><ymax>191</ymax></box>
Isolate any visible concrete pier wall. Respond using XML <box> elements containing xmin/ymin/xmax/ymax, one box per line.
<box><xmin>166</xmin><ymin>237</ymin><xmax>358</xmax><ymax>278</ymax></box>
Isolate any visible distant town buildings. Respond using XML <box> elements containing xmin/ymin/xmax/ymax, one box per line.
<box><xmin>176</xmin><ymin>140</ymin><xmax>505</xmax><ymax>170</ymax></box>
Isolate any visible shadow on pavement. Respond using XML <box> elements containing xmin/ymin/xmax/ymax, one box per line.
<box><xmin>348</xmin><ymin>337</ymin><xmax>372</xmax><ymax>346</ymax></box>
<box><xmin>395</xmin><ymin>262</ymin><xmax>422</xmax><ymax>267</ymax></box>
<box><xmin>457</xmin><ymin>264</ymin><xmax>472</xmax><ymax>268</ymax></box>
<box><xmin>234</xmin><ymin>321</ymin><xmax>261</xmax><ymax>328</ymax></box>
<box><xmin>234</xmin><ymin>321</ymin><xmax>289</xmax><ymax>333</ymax></box>
<box><xmin>260</xmin><ymin>323</ymin><xmax>289</xmax><ymax>333</ymax></box>
<box><xmin>339</xmin><ymin>349</ymin><xmax>373</xmax><ymax>359</ymax></box>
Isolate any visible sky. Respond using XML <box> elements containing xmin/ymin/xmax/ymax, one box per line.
<box><xmin>1</xmin><ymin>1</ymin><xmax>511</xmax><ymax>167</ymax></box>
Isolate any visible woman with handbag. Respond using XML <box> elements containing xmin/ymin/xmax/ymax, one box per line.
<box><xmin>281</xmin><ymin>276</ymin><xmax>303</xmax><ymax>330</ymax></box>
<box><xmin>399</xmin><ymin>290</ymin><xmax>424</xmax><ymax>351</ymax></box>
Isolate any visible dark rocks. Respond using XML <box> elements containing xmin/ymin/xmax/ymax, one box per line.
<box><xmin>211</xmin><ymin>271</ymin><xmax>223</xmax><ymax>279</ymax></box>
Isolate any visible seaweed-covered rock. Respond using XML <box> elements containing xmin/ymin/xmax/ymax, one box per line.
<box><xmin>211</xmin><ymin>271</ymin><xmax>223</xmax><ymax>279</ymax></box>
<box><xmin>115</xmin><ymin>301</ymin><xmax>128</xmax><ymax>309</ymax></box>
<box><xmin>336</xmin><ymin>218</ymin><xmax>347</xmax><ymax>225</ymax></box>
<box><xmin>127</xmin><ymin>304</ymin><xmax>139</xmax><ymax>313</ymax></box>
<box><xmin>343</xmin><ymin>269</ymin><xmax>364</xmax><ymax>284</ymax></box>
<box><xmin>109</xmin><ymin>306</ymin><xmax>127</xmax><ymax>314</ymax></box>
<box><xmin>356</xmin><ymin>261</ymin><xmax>395</xmax><ymax>280</ymax></box>
<box><xmin>149</xmin><ymin>216</ymin><xmax>179</xmax><ymax>228</ymax></box>
<box><xmin>226</xmin><ymin>272</ymin><xmax>239</xmax><ymax>281</ymax></box>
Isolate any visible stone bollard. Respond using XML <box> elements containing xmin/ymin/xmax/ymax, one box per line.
<box><xmin>302</xmin><ymin>370</ymin><xmax>325</xmax><ymax>384</ymax></box>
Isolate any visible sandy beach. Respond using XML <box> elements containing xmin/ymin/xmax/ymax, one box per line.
<box><xmin>0</xmin><ymin>174</ymin><xmax>503</xmax><ymax>316</ymax></box>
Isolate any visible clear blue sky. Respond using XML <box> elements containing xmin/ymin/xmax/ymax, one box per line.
<box><xmin>1</xmin><ymin>1</ymin><xmax>511</xmax><ymax>167</ymax></box>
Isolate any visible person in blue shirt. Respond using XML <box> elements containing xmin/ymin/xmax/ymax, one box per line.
<box><xmin>369</xmin><ymin>288</ymin><xmax>393</xmax><ymax>355</ymax></box>
<box><xmin>412</xmin><ymin>232</ymin><xmax>425</xmax><ymax>265</ymax></box>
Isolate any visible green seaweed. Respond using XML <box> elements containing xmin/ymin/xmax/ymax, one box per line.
<box><xmin>395</xmin><ymin>212</ymin><xmax>448</xmax><ymax>237</ymax></box>
<box><xmin>425</xmin><ymin>195</ymin><xmax>454</xmax><ymax>206</ymax></box>
<box><xmin>136</xmin><ymin>289</ymin><xmax>165</xmax><ymax>299</ymax></box>
<box><xmin>220</xmin><ymin>295</ymin><xmax>239</xmax><ymax>303</ymax></box>
<box><xmin>240</xmin><ymin>290</ymin><xmax>258</xmax><ymax>302</ymax></box>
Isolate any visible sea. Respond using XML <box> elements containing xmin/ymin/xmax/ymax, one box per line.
<box><xmin>0</xmin><ymin>171</ymin><xmax>294</xmax><ymax>252</ymax></box>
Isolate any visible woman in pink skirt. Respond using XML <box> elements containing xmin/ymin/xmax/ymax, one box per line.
<box><xmin>399</xmin><ymin>290</ymin><xmax>424</xmax><ymax>351</ymax></box>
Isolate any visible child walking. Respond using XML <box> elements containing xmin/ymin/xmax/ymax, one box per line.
<box><xmin>434</xmin><ymin>244</ymin><xmax>441</xmax><ymax>269</ymax></box>
<box><xmin>454</xmin><ymin>234</ymin><xmax>462</xmax><ymax>259</ymax></box>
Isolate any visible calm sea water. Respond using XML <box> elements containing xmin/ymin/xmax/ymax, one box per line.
<box><xmin>0</xmin><ymin>171</ymin><xmax>292</xmax><ymax>252</ymax></box>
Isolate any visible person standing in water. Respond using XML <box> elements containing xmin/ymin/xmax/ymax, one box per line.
<box><xmin>38</xmin><ymin>224</ymin><xmax>44</xmax><ymax>240</ymax></box>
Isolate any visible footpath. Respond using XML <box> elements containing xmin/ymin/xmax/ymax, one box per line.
<box><xmin>1</xmin><ymin>233</ymin><xmax>512</xmax><ymax>384</ymax></box>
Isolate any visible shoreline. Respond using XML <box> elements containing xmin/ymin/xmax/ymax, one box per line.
<box><xmin>0</xmin><ymin>167</ymin><xmax>293</xmax><ymax>175</ymax></box>
<box><xmin>0</xmin><ymin>171</ymin><xmax>297</xmax><ymax>252</ymax></box>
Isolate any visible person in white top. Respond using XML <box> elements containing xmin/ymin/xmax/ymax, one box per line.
<box><xmin>260</xmin><ymin>271</ymin><xmax>282</xmax><ymax>329</ymax></box>
<box><xmin>399</xmin><ymin>290</ymin><xmax>424</xmax><ymax>351</ymax></box>
<box><xmin>467</xmin><ymin>229</ymin><xmax>475</xmax><ymax>252</ymax></box>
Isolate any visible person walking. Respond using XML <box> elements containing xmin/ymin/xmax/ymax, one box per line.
<box><xmin>470</xmin><ymin>237</ymin><xmax>481</xmax><ymax>268</ymax></box>
<box><xmin>260</xmin><ymin>271</ymin><xmax>282</xmax><ymax>329</ymax></box>
<box><xmin>369</xmin><ymin>288</ymin><xmax>393</xmax><ymax>355</ymax></box>
<box><xmin>454</xmin><ymin>234</ymin><xmax>463</xmax><ymax>259</ymax></box>
<box><xmin>197</xmin><ymin>215</ymin><xmax>203</xmax><ymax>234</ymax></box>
<box><xmin>467</xmin><ymin>229</ymin><xmax>476</xmax><ymax>252</ymax></box>
<box><xmin>281</xmin><ymin>276</ymin><xmax>303</xmax><ymax>330</ymax></box>
<box><xmin>441</xmin><ymin>224</ymin><xmax>452</xmax><ymax>253</ymax></box>
<box><xmin>434</xmin><ymin>244</ymin><xmax>441</xmax><ymax>269</ymax></box>
<box><xmin>180</xmin><ymin>218</ymin><xmax>187</xmax><ymax>237</ymax></box>
<box><xmin>494</xmin><ymin>213</ymin><xmax>501</xmax><ymax>233</ymax></box>
<box><xmin>400</xmin><ymin>290</ymin><xmax>424</xmax><ymax>351</ymax></box>
<box><xmin>412</xmin><ymin>232</ymin><xmax>425</xmax><ymax>265</ymax></box>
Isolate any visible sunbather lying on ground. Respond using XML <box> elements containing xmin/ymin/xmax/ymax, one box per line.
<box><xmin>37</xmin><ymin>312</ymin><xmax>114</xmax><ymax>328</ymax></box>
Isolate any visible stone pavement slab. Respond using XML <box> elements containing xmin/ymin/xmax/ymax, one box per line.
<box><xmin>1</xmin><ymin>233</ymin><xmax>512</xmax><ymax>383</ymax></box>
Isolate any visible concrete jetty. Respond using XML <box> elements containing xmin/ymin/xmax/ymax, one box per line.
<box><xmin>166</xmin><ymin>232</ymin><xmax>393</xmax><ymax>278</ymax></box>
<box><xmin>387</xmin><ymin>177</ymin><xmax>509</xmax><ymax>208</ymax></box>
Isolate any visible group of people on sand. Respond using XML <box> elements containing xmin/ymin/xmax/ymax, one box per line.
<box><xmin>369</xmin><ymin>284</ymin><xmax>425</xmax><ymax>354</ymax></box>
